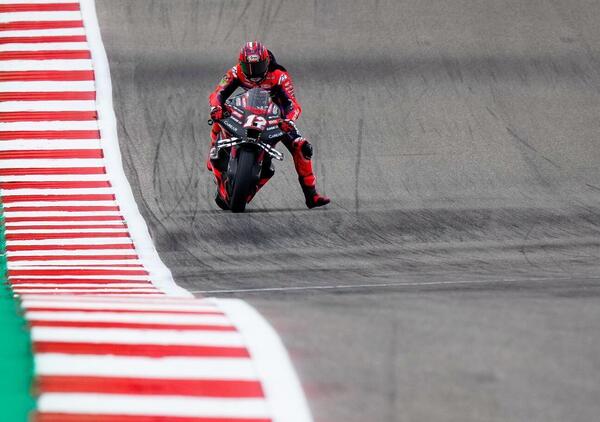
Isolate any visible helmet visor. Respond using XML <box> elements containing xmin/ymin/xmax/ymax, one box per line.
<box><xmin>241</xmin><ymin>59</ymin><xmax>268</xmax><ymax>79</ymax></box>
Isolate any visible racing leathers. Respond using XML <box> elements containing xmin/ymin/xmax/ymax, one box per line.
<box><xmin>207</xmin><ymin>54</ymin><xmax>329</xmax><ymax>209</ymax></box>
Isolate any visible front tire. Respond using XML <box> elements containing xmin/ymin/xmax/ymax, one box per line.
<box><xmin>229</xmin><ymin>148</ymin><xmax>257</xmax><ymax>213</ymax></box>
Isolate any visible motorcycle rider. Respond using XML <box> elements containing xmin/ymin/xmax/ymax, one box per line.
<box><xmin>208</xmin><ymin>41</ymin><xmax>330</xmax><ymax>209</ymax></box>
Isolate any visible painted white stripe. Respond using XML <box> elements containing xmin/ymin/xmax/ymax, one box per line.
<box><xmin>1</xmin><ymin>174</ymin><xmax>109</xmax><ymax>182</ymax></box>
<box><xmin>5</xmin><ymin>227</ymin><xmax>128</xmax><ymax>234</ymax></box>
<box><xmin>0</xmin><ymin>81</ymin><xmax>94</xmax><ymax>92</ymax></box>
<box><xmin>10</xmin><ymin>261</ymin><xmax>140</xmax><ymax>268</ymax></box>
<box><xmin>6</xmin><ymin>220</ymin><xmax>121</xmax><ymax>227</ymax></box>
<box><xmin>0</xmin><ymin>121</ymin><xmax>98</xmax><ymax>131</ymax></box>
<box><xmin>3</xmin><ymin>211</ymin><xmax>121</xmax><ymax>218</ymax></box>
<box><xmin>0</xmin><ymin>160</ymin><xmax>106</xmax><ymax>170</ymax></box>
<box><xmin>35</xmin><ymin>354</ymin><xmax>257</xmax><ymax>380</ymax></box>
<box><xmin>2</xmin><ymin>188</ymin><xmax>115</xmax><ymax>196</ymax></box>
<box><xmin>13</xmin><ymin>287</ymin><xmax>157</xmax><ymax>295</ymax></box>
<box><xmin>37</xmin><ymin>394</ymin><xmax>270</xmax><ymax>418</ymax></box>
<box><xmin>15</xmin><ymin>289</ymin><xmax>158</xmax><ymax>294</ymax></box>
<box><xmin>0</xmin><ymin>43</ymin><xmax>89</xmax><ymax>52</ymax></box>
<box><xmin>0</xmin><ymin>59</ymin><xmax>92</xmax><ymax>71</ymax></box>
<box><xmin>26</xmin><ymin>311</ymin><xmax>232</xmax><ymax>326</ymax></box>
<box><xmin>0</xmin><ymin>29</ymin><xmax>86</xmax><ymax>39</ymax></box>
<box><xmin>0</xmin><ymin>12</ymin><xmax>82</xmax><ymax>23</ymax></box>
<box><xmin>31</xmin><ymin>327</ymin><xmax>243</xmax><ymax>346</ymax></box>
<box><xmin>0</xmin><ymin>140</ymin><xmax>101</xmax><ymax>151</ymax></box>
<box><xmin>22</xmin><ymin>300</ymin><xmax>218</xmax><ymax>313</ymax></box>
<box><xmin>7</xmin><ymin>238</ymin><xmax>132</xmax><ymax>246</ymax></box>
<box><xmin>0</xmin><ymin>100</ymin><xmax>96</xmax><ymax>112</ymax></box>
<box><xmin>21</xmin><ymin>295</ymin><xmax>217</xmax><ymax>306</ymax></box>
<box><xmin>8</xmin><ymin>249</ymin><xmax>130</xmax><ymax>257</ymax></box>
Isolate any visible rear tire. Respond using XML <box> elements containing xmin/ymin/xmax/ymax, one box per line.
<box><xmin>229</xmin><ymin>148</ymin><xmax>257</xmax><ymax>213</ymax></box>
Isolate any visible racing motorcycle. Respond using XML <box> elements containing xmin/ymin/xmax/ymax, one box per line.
<box><xmin>208</xmin><ymin>88</ymin><xmax>286</xmax><ymax>213</ymax></box>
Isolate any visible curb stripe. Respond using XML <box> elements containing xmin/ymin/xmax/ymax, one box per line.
<box><xmin>0</xmin><ymin>35</ymin><xmax>86</xmax><ymax>44</ymax></box>
<box><xmin>0</xmin><ymin>21</ymin><xmax>83</xmax><ymax>31</ymax></box>
<box><xmin>0</xmin><ymin>70</ymin><xmax>93</xmax><ymax>80</ymax></box>
<box><xmin>34</xmin><ymin>343</ymin><xmax>250</xmax><ymax>358</ymax></box>
<box><xmin>0</xmin><ymin>91</ymin><xmax>95</xmax><ymax>100</ymax></box>
<box><xmin>0</xmin><ymin>49</ymin><xmax>89</xmax><ymax>59</ymax></box>
<box><xmin>0</xmin><ymin>4</ymin><xmax>80</xmax><ymax>13</ymax></box>
<box><xmin>38</xmin><ymin>376</ymin><xmax>264</xmax><ymax>398</ymax></box>
<box><xmin>0</xmin><ymin>111</ymin><xmax>97</xmax><ymax>121</ymax></box>
<box><xmin>36</xmin><ymin>415</ymin><xmax>270</xmax><ymax>422</ymax></box>
<box><xmin>0</xmin><ymin>129</ymin><xmax>99</xmax><ymax>139</ymax></box>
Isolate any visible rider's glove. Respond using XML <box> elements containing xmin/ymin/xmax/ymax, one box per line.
<box><xmin>279</xmin><ymin>119</ymin><xmax>296</xmax><ymax>133</ymax></box>
<box><xmin>210</xmin><ymin>105</ymin><xmax>224</xmax><ymax>121</ymax></box>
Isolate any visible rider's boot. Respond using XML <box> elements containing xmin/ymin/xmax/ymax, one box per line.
<box><xmin>287</xmin><ymin>137</ymin><xmax>330</xmax><ymax>209</ymax></box>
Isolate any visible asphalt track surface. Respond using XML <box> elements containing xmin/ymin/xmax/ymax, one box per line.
<box><xmin>96</xmin><ymin>1</ymin><xmax>600</xmax><ymax>421</ymax></box>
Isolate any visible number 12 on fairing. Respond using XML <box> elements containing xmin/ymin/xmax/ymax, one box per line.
<box><xmin>243</xmin><ymin>115</ymin><xmax>267</xmax><ymax>129</ymax></box>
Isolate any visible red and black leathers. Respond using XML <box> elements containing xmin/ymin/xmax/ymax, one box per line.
<box><xmin>208</xmin><ymin>51</ymin><xmax>329</xmax><ymax>209</ymax></box>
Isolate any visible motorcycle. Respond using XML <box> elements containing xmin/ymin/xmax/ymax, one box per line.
<box><xmin>208</xmin><ymin>88</ymin><xmax>286</xmax><ymax>213</ymax></box>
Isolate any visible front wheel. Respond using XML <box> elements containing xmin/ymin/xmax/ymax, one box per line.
<box><xmin>229</xmin><ymin>148</ymin><xmax>257</xmax><ymax>213</ymax></box>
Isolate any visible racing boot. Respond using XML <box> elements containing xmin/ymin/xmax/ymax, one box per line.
<box><xmin>287</xmin><ymin>137</ymin><xmax>330</xmax><ymax>209</ymax></box>
<box><xmin>301</xmin><ymin>180</ymin><xmax>330</xmax><ymax>209</ymax></box>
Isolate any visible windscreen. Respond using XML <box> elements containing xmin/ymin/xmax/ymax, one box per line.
<box><xmin>243</xmin><ymin>88</ymin><xmax>271</xmax><ymax>114</ymax></box>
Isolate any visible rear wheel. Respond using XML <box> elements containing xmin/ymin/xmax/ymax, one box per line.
<box><xmin>229</xmin><ymin>148</ymin><xmax>257</xmax><ymax>213</ymax></box>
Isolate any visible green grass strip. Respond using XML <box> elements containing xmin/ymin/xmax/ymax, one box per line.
<box><xmin>0</xmin><ymin>199</ymin><xmax>36</xmax><ymax>421</ymax></box>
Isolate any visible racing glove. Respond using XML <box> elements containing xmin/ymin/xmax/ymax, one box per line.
<box><xmin>210</xmin><ymin>105</ymin><xmax>224</xmax><ymax>121</ymax></box>
<box><xmin>279</xmin><ymin>119</ymin><xmax>297</xmax><ymax>133</ymax></box>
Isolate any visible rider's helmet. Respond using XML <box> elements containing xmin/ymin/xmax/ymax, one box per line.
<box><xmin>239</xmin><ymin>41</ymin><xmax>270</xmax><ymax>82</ymax></box>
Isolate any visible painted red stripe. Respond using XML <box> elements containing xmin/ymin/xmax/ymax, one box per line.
<box><xmin>12</xmin><ymin>279</ymin><xmax>147</xmax><ymax>286</ymax></box>
<box><xmin>0</xmin><ymin>20</ymin><xmax>83</xmax><ymax>31</ymax></box>
<box><xmin>6</xmin><ymin>232</ymin><xmax>129</xmax><ymax>240</ymax></box>
<box><xmin>0</xmin><ymin>111</ymin><xmax>97</xmax><ymax>122</ymax></box>
<box><xmin>29</xmin><ymin>320</ymin><xmax>235</xmax><ymax>331</ymax></box>
<box><xmin>0</xmin><ymin>149</ymin><xmax>102</xmax><ymax>159</ymax></box>
<box><xmin>0</xmin><ymin>3</ymin><xmax>80</xmax><ymax>13</ymax></box>
<box><xmin>37</xmin><ymin>376</ymin><xmax>263</xmax><ymax>397</ymax></box>
<box><xmin>0</xmin><ymin>35</ymin><xmax>86</xmax><ymax>44</ymax></box>
<box><xmin>9</xmin><ymin>268</ymin><xmax>148</xmax><ymax>276</ymax></box>
<box><xmin>0</xmin><ymin>130</ymin><xmax>100</xmax><ymax>140</ymax></box>
<box><xmin>0</xmin><ymin>180</ymin><xmax>110</xmax><ymax>189</ymax></box>
<box><xmin>0</xmin><ymin>70</ymin><xmax>93</xmax><ymax>81</ymax></box>
<box><xmin>36</xmin><ymin>414</ymin><xmax>271</xmax><ymax>422</ymax></box>
<box><xmin>33</xmin><ymin>342</ymin><xmax>250</xmax><ymax>358</ymax></box>
<box><xmin>3</xmin><ymin>205</ymin><xmax>120</xmax><ymax>212</ymax></box>
<box><xmin>0</xmin><ymin>50</ymin><xmax>90</xmax><ymax>60</ymax></box>
<box><xmin>12</xmin><ymin>278</ymin><xmax>146</xmax><ymax>284</ymax></box>
<box><xmin>9</xmin><ymin>254</ymin><xmax>136</xmax><ymax>261</ymax></box>
<box><xmin>2</xmin><ymin>194</ymin><xmax>115</xmax><ymax>203</ymax></box>
<box><xmin>6</xmin><ymin>216</ymin><xmax>123</xmax><ymax>222</ymax></box>
<box><xmin>0</xmin><ymin>167</ymin><xmax>105</xmax><ymax>176</ymax></box>
<box><xmin>0</xmin><ymin>91</ymin><xmax>95</xmax><ymax>101</ymax></box>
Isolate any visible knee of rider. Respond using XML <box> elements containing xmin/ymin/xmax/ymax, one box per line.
<box><xmin>295</xmin><ymin>138</ymin><xmax>313</xmax><ymax>160</ymax></box>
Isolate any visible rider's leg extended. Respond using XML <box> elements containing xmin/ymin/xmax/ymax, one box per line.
<box><xmin>282</xmin><ymin>135</ymin><xmax>330</xmax><ymax>209</ymax></box>
<box><xmin>207</xmin><ymin>123</ymin><xmax>229</xmax><ymax>209</ymax></box>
